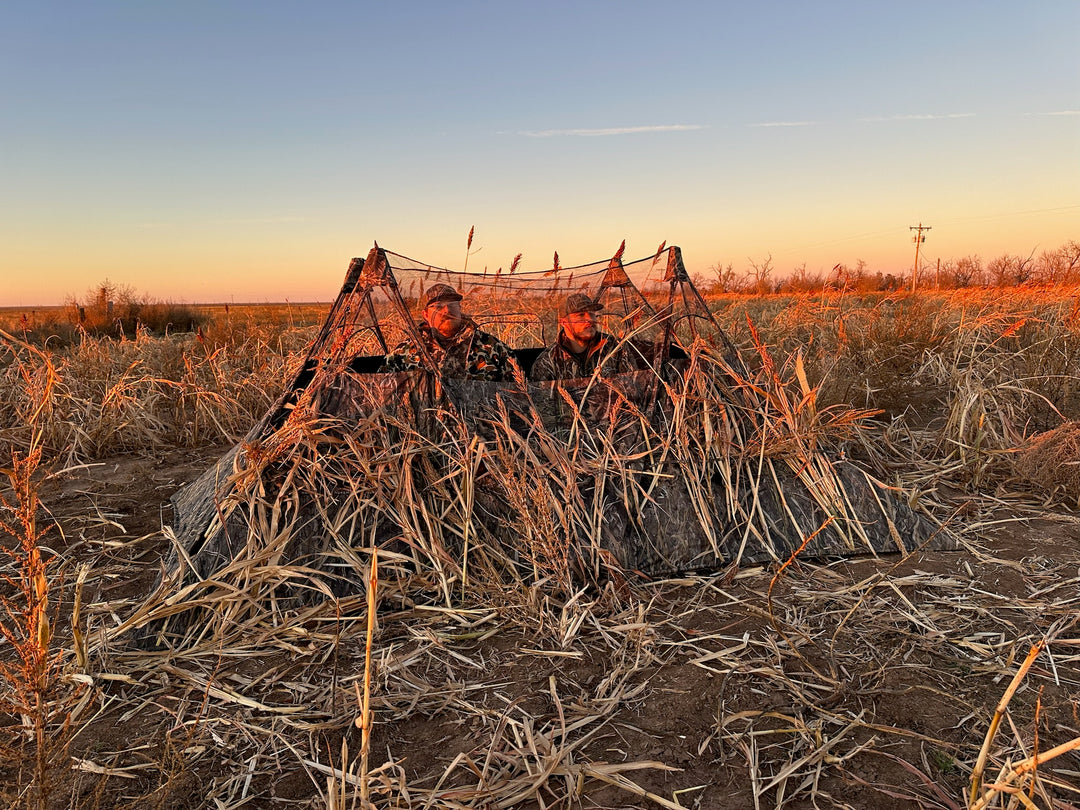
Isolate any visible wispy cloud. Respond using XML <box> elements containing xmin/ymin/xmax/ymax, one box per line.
<box><xmin>137</xmin><ymin>216</ymin><xmax>306</xmax><ymax>229</ymax></box>
<box><xmin>213</xmin><ymin>216</ymin><xmax>306</xmax><ymax>225</ymax></box>
<box><xmin>859</xmin><ymin>113</ymin><xmax>975</xmax><ymax>122</ymax></box>
<box><xmin>750</xmin><ymin>121</ymin><xmax>814</xmax><ymax>128</ymax></box>
<box><xmin>517</xmin><ymin>124</ymin><xmax>705</xmax><ymax>138</ymax></box>
<box><xmin>1041</xmin><ymin>110</ymin><xmax>1080</xmax><ymax>116</ymax></box>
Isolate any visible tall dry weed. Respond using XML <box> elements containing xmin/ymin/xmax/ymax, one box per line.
<box><xmin>0</xmin><ymin>342</ymin><xmax>86</xmax><ymax>810</ymax></box>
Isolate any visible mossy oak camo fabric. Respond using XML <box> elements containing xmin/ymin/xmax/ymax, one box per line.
<box><xmin>382</xmin><ymin>319</ymin><xmax>512</xmax><ymax>381</ymax></box>
<box><xmin>530</xmin><ymin>330</ymin><xmax>637</xmax><ymax>381</ymax></box>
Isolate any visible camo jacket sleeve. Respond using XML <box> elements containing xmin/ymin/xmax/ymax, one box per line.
<box><xmin>382</xmin><ymin>339</ymin><xmax>426</xmax><ymax>372</ymax></box>
<box><xmin>466</xmin><ymin>330</ymin><xmax>512</xmax><ymax>381</ymax></box>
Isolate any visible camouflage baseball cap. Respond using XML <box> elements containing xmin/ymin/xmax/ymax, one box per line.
<box><xmin>559</xmin><ymin>293</ymin><xmax>604</xmax><ymax>318</ymax></box>
<box><xmin>421</xmin><ymin>283</ymin><xmax>463</xmax><ymax>309</ymax></box>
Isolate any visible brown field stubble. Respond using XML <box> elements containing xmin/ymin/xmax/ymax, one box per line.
<box><xmin>0</xmin><ymin>288</ymin><xmax>1079</xmax><ymax>808</ymax></box>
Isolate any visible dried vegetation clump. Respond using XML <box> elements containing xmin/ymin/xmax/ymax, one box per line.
<box><xmin>712</xmin><ymin>287</ymin><xmax>1080</xmax><ymax>493</ymax></box>
<box><xmin>1</xmin><ymin>287</ymin><xmax>1079</xmax><ymax>808</ymax></box>
<box><xmin>0</xmin><ymin>317</ymin><xmax>316</xmax><ymax>464</ymax></box>
<box><xmin>1013</xmin><ymin>420</ymin><xmax>1080</xmax><ymax>507</ymax></box>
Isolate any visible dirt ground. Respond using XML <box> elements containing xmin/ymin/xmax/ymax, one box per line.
<box><xmin>5</xmin><ymin>447</ymin><xmax>1080</xmax><ymax>809</ymax></box>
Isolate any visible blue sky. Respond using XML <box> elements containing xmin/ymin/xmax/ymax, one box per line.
<box><xmin>2</xmin><ymin>1</ymin><xmax>1078</xmax><ymax>304</ymax></box>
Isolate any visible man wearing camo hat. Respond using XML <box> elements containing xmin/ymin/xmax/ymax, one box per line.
<box><xmin>383</xmin><ymin>283</ymin><xmax>512</xmax><ymax>381</ymax></box>
<box><xmin>530</xmin><ymin>292</ymin><xmax>635</xmax><ymax>381</ymax></box>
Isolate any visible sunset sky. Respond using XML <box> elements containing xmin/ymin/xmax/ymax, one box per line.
<box><xmin>3</xmin><ymin>1</ymin><xmax>1078</xmax><ymax>305</ymax></box>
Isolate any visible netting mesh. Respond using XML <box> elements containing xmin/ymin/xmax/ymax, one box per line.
<box><xmin>315</xmin><ymin>245</ymin><xmax>723</xmax><ymax>369</ymax></box>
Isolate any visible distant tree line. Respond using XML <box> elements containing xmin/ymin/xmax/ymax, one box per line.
<box><xmin>60</xmin><ymin>280</ymin><xmax>209</xmax><ymax>338</ymax></box>
<box><xmin>4</xmin><ymin>281</ymin><xmax>209</xmax><ymax>346</ymax></box>
<box><xmin>701</xmin><ymin>239</ymin><xmax>1080</xmax><ymax>295</ymax></box>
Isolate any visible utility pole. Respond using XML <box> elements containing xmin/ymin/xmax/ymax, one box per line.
<box><xmin>910</xmin><ymin>223</ymin><xmax>931</xmax><ymax>293</ymax></box>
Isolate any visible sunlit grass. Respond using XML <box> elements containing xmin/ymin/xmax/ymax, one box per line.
<box><xmin>3</xmin><ymin>283</ymin><xmax>1080</xmax><ymax>807</ymax></box>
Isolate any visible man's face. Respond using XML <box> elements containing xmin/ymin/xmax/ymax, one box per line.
<box><xmin>424</xmin><ymin>299</ymin><xmax>463</xmax><ymax>338</ymax></box>
<box><xmin>561</xmin><ymin>310</ymin><xmax>599</xmax><ymax>345</ymax></box>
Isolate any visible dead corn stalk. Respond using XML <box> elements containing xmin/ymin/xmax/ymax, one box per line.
<box><xmin>968</xmin><ymin>639</ymin><xmax>1045</xmax><ymax>808</ymax></box>
<box><xmin>353</xmin><ymin>546</ymin><xmax>378</xmax><ymax>808</ymax></box>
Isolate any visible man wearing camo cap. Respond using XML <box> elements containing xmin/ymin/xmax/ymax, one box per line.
<box><xmin>383</xmin><ymin>283</ymin><xmax>512</xmax><ymax>381</ymax></box>
<box><xmin>530</xmin><ymin>292</ymin><xmax>635</xmax><ymax>381</ymax></box>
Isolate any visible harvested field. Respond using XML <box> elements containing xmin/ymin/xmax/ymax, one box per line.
<box><xmin>2</xmin><ymin>285</ymin><xmax>1080</xmax><ymax>809</ymax></box>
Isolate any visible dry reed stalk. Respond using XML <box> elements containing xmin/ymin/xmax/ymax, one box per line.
<box><xmin>355</xmin><ymin>546</ymin><xmax>378</xmax><ymax>808</ymax></box>
<box><xmin>969</xmin><ymin>640</ymin><xmax>1045</xmax><ymax>806</ymax></box>
<box><xmin>765</xmin><ymin>516</ymin><xmax>837</xmax><ymax>685</ymax></box>
<box><xmin>70</xmin><ymin>563</ymin><xmax>89</xmax><ymax>673</ymax></box>
<box><xmin>969</xmin><ymin>736</ymin><xmax>1080</xmax><ymax>810</ymax></box>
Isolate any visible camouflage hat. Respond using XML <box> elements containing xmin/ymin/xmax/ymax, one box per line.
<box><xmin>559</xmin><ymin>293</ymin><xmax>604</xmax><ymax>318</ymax></box>
<box><xmin>421</xmin><ymin>283</ymin><xmax>463</xmax><ymax>309</ymax></box>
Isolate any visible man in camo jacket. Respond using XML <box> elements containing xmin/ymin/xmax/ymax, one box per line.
<box><xmin>383</xmin><ymin>283</ymin><xmax>513</xmax><ymax>381</ymax></box>
<box><xmin>530</xmin><ymin>293</ymin><xmax>636</xmax><ymax>381</ymax></box>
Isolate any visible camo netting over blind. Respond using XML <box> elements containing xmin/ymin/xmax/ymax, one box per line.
<box><xmin>327</xmin><ymin>246</ymin><xmax>692</xmax><ymax>361</ymax></box>
<box><xmin>389</xmin><ymin>246</ymin><xmax>670</xmax><ymax>324</ymax></box>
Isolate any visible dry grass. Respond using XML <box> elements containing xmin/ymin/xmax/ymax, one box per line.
<box><xmin>53</xmin><ymin>530</ymin><xmax>1078</xmax><ymax>809</ymax></box>
<box><xmin>0</xmin><ymin>318</ymin><xmax>313</xmax><ymax>465</ymax></box>
<box><xmin>2</xmin><ymin>286</ymin><xmax>1080</xmax><ymax>808</ymax></box>
<box><xmin>1013</xmin><ymin>421</ymin><xmax>1080</xmax><ymax>507</ymax></box>
<box><xmin>707</xmin><ymin>286</ymin><xmax>1080</xmax><ymax>498</ymax></box>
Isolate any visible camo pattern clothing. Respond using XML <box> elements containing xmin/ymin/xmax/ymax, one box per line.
<box><xmin>530</xmin><ymin>330</ymin><xmax>637</xmax><ymax>381</ymax></box>
<box><xmin>383</xmin><ymin>319</ymin><xmax>513</xmax><ymax>381</ymax></box>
